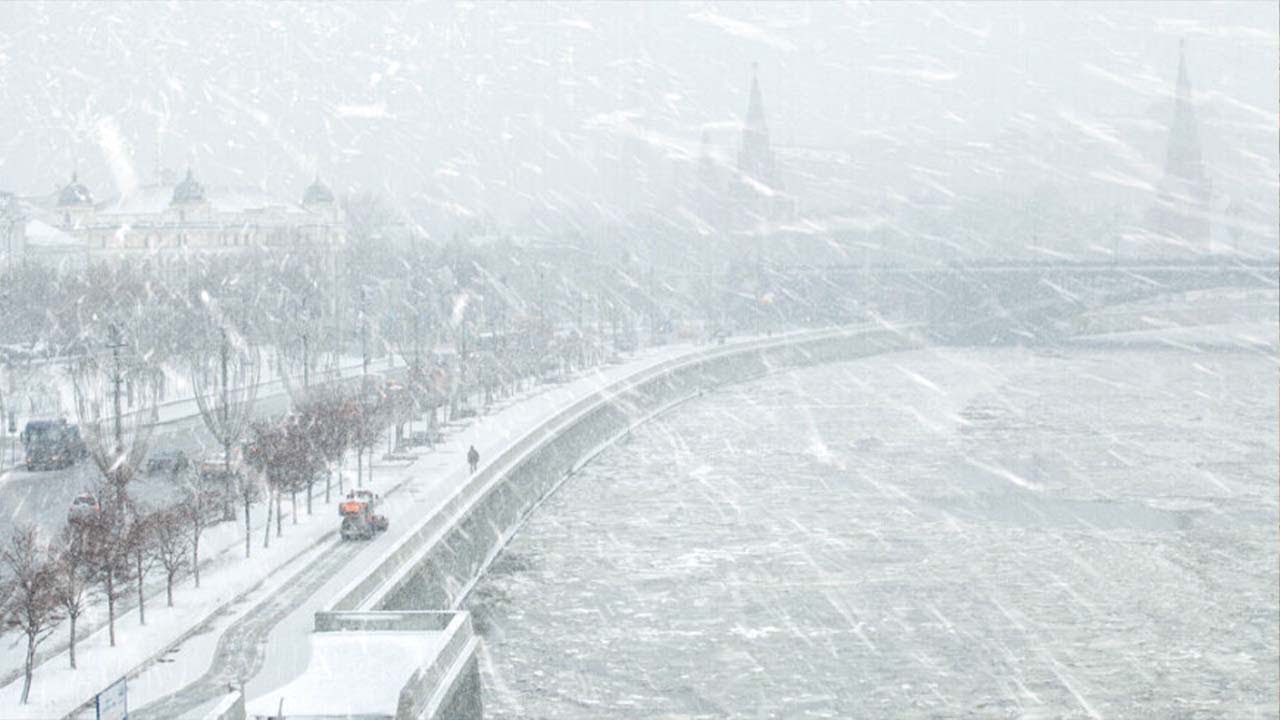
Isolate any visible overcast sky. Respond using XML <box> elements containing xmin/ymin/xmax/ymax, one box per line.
<box><xmin>0</xmin><ymin>1</ymin><xmax>1275</xmax><ymax>227</ymax></box>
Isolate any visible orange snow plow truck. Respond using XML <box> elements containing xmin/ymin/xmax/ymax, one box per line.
<box><xmin>339</xmin><ymin>489</ymin><xmax>389</xmax><ymax>541</ymax></box>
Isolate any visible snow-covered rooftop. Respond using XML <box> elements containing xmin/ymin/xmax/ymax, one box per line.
<box><xmin>99</xmin><ymin>184</ymin><xmax>311</xmax><ymax>216</ymax></box>
<box><xmin>24</xmin><ymin>218</ymin><xmax>82</xmax><ymax>248</ymax></box>
<box><xmin>246</xmin><ymin>631</ymin><xmax>445</xmax><ymax>719</ymax></box>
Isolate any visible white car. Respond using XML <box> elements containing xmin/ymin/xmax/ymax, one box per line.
<box><xmin>67</xmin><ymin>494</ymin><xmax>100</xmax><ymax>524</ymax></box>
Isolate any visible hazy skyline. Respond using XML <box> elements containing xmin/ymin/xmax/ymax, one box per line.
<box><xmin>1</xmin><ymin>2</ymin><xmax>1275</xmax><ymax>231</ymax></box>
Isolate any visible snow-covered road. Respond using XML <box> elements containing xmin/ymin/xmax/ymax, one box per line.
<box><xmin>0</xmin><ymin>357</ymin><xmax>402</xmax><ymax>538</ymax></box>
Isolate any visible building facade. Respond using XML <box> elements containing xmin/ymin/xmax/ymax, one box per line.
<box><xmin>15</xmin><ymin>169</ymin><xmax>344</xmax><ymax>267</ymax></box>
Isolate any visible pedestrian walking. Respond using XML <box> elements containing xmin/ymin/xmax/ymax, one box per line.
<box><xmin>467</xmin><ymin>445</ymin><xmax>480</xmax><ymax>474</ymax></box>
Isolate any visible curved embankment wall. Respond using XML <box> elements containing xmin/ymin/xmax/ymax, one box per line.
<box><xmin>320</xmin><ymin>323</ymin><xmax>922</xmax><ymax>621</ymax></box>
<box><xmin>306</xmin><ymin>325</ymin><xmax>921</xmax><ymax>719</ymax></box>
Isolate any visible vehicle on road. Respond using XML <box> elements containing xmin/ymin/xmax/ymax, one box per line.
<box><xmin>338</xmin><ymin>489</ymin><xmax>388</xmax><ymax>540</ymax></box>
<box><xmin>67</xmin><ymin>493</ymin><xmax>100</xmax><ymax>525</ymax></box>
<box><xmin>147</xmin><ymin>448</ymin><xmax>191</xmax><ymax>476</ymax></box>
<box><xmin>20</xmin><ymin>419</ymin><xmax>88</xmax><ymax>471</ymax></box>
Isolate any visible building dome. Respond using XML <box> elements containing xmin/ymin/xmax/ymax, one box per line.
<box><xmin>171</xmin><ymin>169</ymin><xmax>206</xmax><ymax>205</ymax></box>
<box><xmin>302</xmin><ymin>176</ymin><xmax>335</xmax><ymax>205</ymax></box>
<box><xmin>57</xmin><ymin>172</ymin><xmax>93</xmax><ymax>207</ymax></box>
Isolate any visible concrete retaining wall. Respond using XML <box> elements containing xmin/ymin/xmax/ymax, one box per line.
<box><xmin>314</xmin><ymin>610</ymin><xmax>457</xmax><ymax>633</ymax></box>
<box><xmin>312</xmin><ymin>324</ymin><xmax>921</xmax><ymax>719</ymax></box>
<box><xmin>394</xmin><ymin>613</ymin><xmax>480</xmax><ymax>720</ymax></box>
<box><xmin>286</xmin><ymin>610</ymin><xmax>480</xmax><ymax>720</ymax></box>
<box><xmin>346</xmin><ymin>324</ymin><xmax>920</xmax><ymax>614</ymax></box>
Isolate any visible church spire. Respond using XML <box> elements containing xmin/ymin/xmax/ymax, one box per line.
<box><xmin>1149</xmin><ymin>39</ymin><xmax>1213</xmax><ymax>246</ymax></box>
<box><xmin>1176</xmin><ymin>39</ymin><xmax>1191</xmax><ymax>98</ymax></box>
<box><xmin>1165</xmin><ymin>38</ymin><xmax>1206</xmax><ymax>181</ymax></box>
<box><xmin>745</xmin><ymin>62</ymin><xmax>767</xmax><ymax>129</ymax></box>
<box><xmin>737</xmin><ymin>62</ymin><xmax>778</xmax><ymax>189</ymax></box>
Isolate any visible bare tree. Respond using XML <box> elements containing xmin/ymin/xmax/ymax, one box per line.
<box><xmin>246</xmin><ymin>417</ymin><xmax>323</xmax><ymax>543</ymax></box>
<box><xmin>178</xmin><ymin>473</ymin><xmax>219</xmax><ymax>588</ymax></box>
<box><xmin>352</xmin><ymin>383</ymin><xmax>388</xmax><ymax>488</ymax></box>
<box><xmin>51</xmin><ymin>527</ymin><xmax>93</xmax><ymax>669</ymax></box>
<box><xmin>152</xmin><ymin>509</ymin><xmax>190</xmax><ymax>607</ymax></box>
<box><xmin>274</xmin><ymin>276</ymin><xmax>335</xmax><ymax>410</ymax></box>
<box><xmin>406</xmin><ymin>360</ymin><xmax>450</xmax><ymax>442</ymax></box>
<box><xmin>245</xmin><ymin>421</ymin><xmax>282</xmax><ymax>550</ymax></box>
<box><xmin>190</xmin><ymin>326</ymin><xmax>261</xmax><ymax>524</ymax></box>
<box><xmin>126</xmin><ymin>510</ymin><xmax>157</xmax><ymax>625</ymax></box>
<box><xmin>232</xmin><ymin>467</ymin><xmax>262</xmax><ymax>558</ymax></box>
<box><xmin>263</xmin><ymin>481</ymin><xmax>274</xmax><ymax>549</ymax></box>
<box><xmin>2</xmin><ymin>525</ymin><xmax>59</xmax><ymax>704</ymax></box>
<box><xmin>71</xmin><ymin>324</ymin><xmax>160</xmax><ymax>508</ymax></box>
<box><xmin>81</xmin><ymin>496</ymin><xmax>131</xmax><ymax>647</ymax></box>
<box><xmin>299</xmin><ymin>385</ymin><xmax>354</xmax><ymax>504</ymax></box>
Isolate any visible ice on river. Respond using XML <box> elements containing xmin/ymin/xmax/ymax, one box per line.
<box><xmin>467</xmin><ymin>347</ymin><xmax>1278</xmax><ymax>719</ymax></box>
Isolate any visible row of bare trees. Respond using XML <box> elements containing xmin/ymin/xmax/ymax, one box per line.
<box><xmin>0</xmin><ymin>490</ymin><xmax>211</xmax><ymax>704</ymax></box>
<box><xmin>230</xmin><ymin>377</ymin><xmax>410</xmax><ymax>557</ymax></box>
<box><xmin>0</xmin><ymin>379</ymin><xmax>408</xmax><ymax>704</ymax></box>
<box><xmin>1</xmin><ymin>287</ymin><xmax>611</xmax><ymax>706</ymax></box>
<box><xmin>1</xmin><ymin>322</ymin><xmax>240</xmax><ymax>705</ymax></box>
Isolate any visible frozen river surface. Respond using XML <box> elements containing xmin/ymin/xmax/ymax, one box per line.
<box><xmin>466</xmin><ymin>347</ymin><xmax>1279</xmax><ymax>719</ymax></box>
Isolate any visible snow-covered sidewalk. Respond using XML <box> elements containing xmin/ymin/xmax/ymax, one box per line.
<box><xmin>0</xmin><ymin>343</ymin><xmax>701</xmax><ymax>719</ymax></box>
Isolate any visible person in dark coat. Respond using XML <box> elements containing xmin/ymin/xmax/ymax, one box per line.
<box><xmin>467</xmin><ymin>445</ymin><xmax>480</xmax><ymax>474</ymax></box>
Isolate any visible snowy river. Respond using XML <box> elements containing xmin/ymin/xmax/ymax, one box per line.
<box><xmin>465</xmin><ymin>346</ymin><xmax>1279</xmax><ymax>719</ymax></box>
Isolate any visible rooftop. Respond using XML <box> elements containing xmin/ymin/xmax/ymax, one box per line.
<box><xmin>245</xmin><ymin>630</ymin><xmax>445</xmax><ymax>719</ymax></box>
<box><xmin>99</xmin><ymin>184</ymin><xmax>313</xmax><ymax>216</ymax></box>
<box><xmin>24</xmin><ymin>218</ymin><xmax>82</xmax><ymax>249</ymax></box>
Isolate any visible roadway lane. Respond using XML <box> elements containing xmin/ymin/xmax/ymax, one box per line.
<box><xmin>0</xmin><ymin>388</ymin><xmax>295</xmax><ymax>538</ymax></box>
<box><xmin>0</xmin><ymin>389</ymin><xmax>305</xmax><ymax>692</ymax></box>
<box><xmin>0</xmin><ymin>357</ymin><xmax>409</xmax><ymax>539</ymax></box>
<box><xmin>130</xmin><ymin>536</ymin><xmax>362</xmax><ymax>720</ymax></box>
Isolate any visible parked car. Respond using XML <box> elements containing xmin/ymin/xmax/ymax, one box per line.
<box><xmin>198</xmin><ymin>458</ymin><xmax>241</xmax><ymax>485</ymax></box>
<box><xmin>67</xmin><ymin>493</ymin><xmax>100</xmax><ymax>525</ymax></box>
<box><xmin>147</xmin><ymin>448</ymin><xmax>191</xmax><ymax>476</ymax></box>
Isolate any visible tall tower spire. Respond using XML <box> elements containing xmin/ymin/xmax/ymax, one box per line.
<box><xmin>1164</xmin><ymin>39</ymin><xmax>1207</xmax><ymax>186</ymax></box>
<box><xmin>1149</xmin><ymin>39</ymin><xmax>1213</xmax><ymax>248</ymax></box>
<box><xmin>737</xmin><ymin>62</ymin><xmax>778</xmax><ymax>189</ymax></box>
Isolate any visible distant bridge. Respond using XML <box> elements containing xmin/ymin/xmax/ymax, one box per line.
<box><xmin>753</xmin><ymin>258</ymin><xmax>1279</xmax><ymax>343</ymax></box>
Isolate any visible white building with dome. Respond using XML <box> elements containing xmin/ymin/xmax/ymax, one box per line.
<box><xmin>9</xmin><ymin>170</ymin><xmax>345</xmax><ymax>268</ymax></box>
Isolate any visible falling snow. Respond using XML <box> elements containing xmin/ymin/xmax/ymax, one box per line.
<box><xmin>0</xmin><ymin>3</ymin><xmax>1276</xmax><ymax>719</ymax></box>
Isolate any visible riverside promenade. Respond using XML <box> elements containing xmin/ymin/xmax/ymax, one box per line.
<box><xmin>239</xmin><ymin>322</ymin><xmax>921</xmax><ymax>720</ymax></box>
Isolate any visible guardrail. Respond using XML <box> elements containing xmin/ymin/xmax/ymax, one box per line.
<box><xmin>314</xmin><ymin>610</ymin><xmax>456</xmax><ymax>633</ymax></box>
<box><xmin>407</xmin><ymin>612</ymin><xmax>479</xmax><ymax>720</ymax></box>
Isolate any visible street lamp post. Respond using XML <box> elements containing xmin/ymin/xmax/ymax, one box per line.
<box><xmin>299</xmin><ymin>294</ymin><xmax>310</xmax><ymax>391</ymax></box>
<box><xmin>104</xmin><ymin>323</ymin><xmax>130</xmax><ymax>507</ymax></box>
<box><xmin>360</xmin><ymin>287</ymin><xmax>370</xmax><ymax>380</ymax></box>
<box><xmin>106</xmin><ymin>324</ymin><xmax>127</xmax><ymax>460</ymax></box>
<box><xmin>218</xmin><ymin>328</ymin><xmax>234</xmax><ymax>483</ymax></box>
<box><xmin>537</xmin><ymin>265</ymin><xmax>547</xmax><ymax>330</ymax></box>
